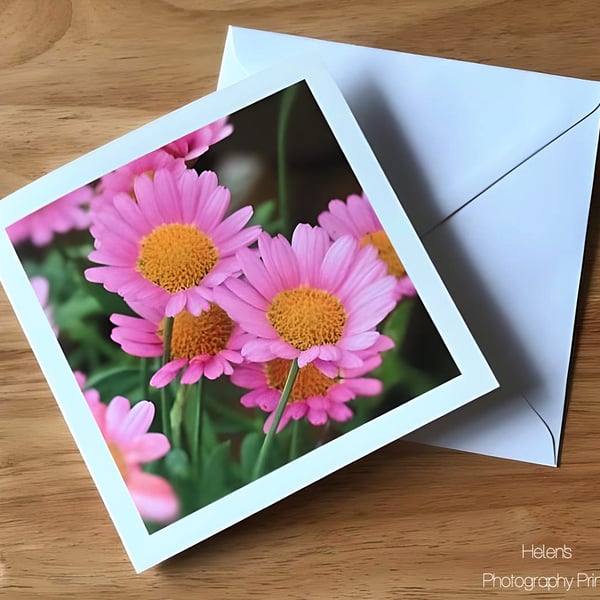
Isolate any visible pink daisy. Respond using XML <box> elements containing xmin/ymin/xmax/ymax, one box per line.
<box><xmin>76</xmin><ymin>372</ymin><xmax>179</xmax><ymax>524</ymax></box>
<box><xmin>91</xmin><ymin>150</ymin><xmax>186</xmax><ymax>236</ymax></box>
<box><xmin>30</xmin><ymin>276</ymin><xmax>58</xmax><ymax>335</ymax></box>
<box><xmin>97</xmin><ymin>149</ymin><xmax>186</xmax><ymax>201</ymax></box>
<box><xmin>215</xmin><ymin>224</ymin><xmax>397</xmax><ymax>375</ymax></box>
<box><xmin>7</xmin><ymin>185</ymin><xmax>92</xmax><ymax>247</ymax></box>
<box><xmin>318</xmin><ymin>193</ymin><xmax>417</xmax><ymax>300</ymax></box>
<box><xmin>163</xmin><ymin>117</ymin><xmax>233</xmax><ymax>161</ymax></box>
<box><xmin>85</xmin><ymin>168</ymin><xmax>260</xmax><ymax>317</ymax></box>
<box><xmin>110</xmin><ymin>300</ymin><xmax>250</xmax><ymax>388</ymax></box>
<box><xmin>232</xmin><ymin>341</ymin><xmax>389</xmax><ymax>432</ymax></box>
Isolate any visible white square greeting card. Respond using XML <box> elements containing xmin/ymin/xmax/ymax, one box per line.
<box><xmin>0</xmin><ymin>54</ymin><xmax>497</xmax><ymax>571</ymax></box>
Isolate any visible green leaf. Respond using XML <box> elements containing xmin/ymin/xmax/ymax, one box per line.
<box><xmin>199</xmin><ymin>440</ymin><xmax>233</xmax><ymax>506</ymax></box>
<box><xmin>86</xmin><ymin>365</ymin><xmax>140</xmax><ymax>387</ymax></box>
<box><xmin>63</xmin><ymin>243</ymin><xmax>94</xmax><ymax>261</ymax></box>
<box><xmin>170</xmin><ymin>385</ymin><xmax>192</xmax><ymax>450</ymax></box>
<box><xmin>199</xmin><ymin>411</ymin><xmax>219</xmax><ymax>453</ymax></box>
<box><xmin>249</xmin><ymin>199</ymin><xmax>276</xmax><ymax>227</ymax></box>
<box><xmin>165</xmin><ymin>448</ymin><xmax>190</xmax><ymax>480</ymax></box>
<box><xmin>77</xmin><ymin>271</ymin><xmax>135</xmax><ymax>316</ymax></box>
<box><xmin>383</xmin><ymin>298</ymin><xmax>414</xmax><ymax>345</ymax></box>
<box><xmin>85</xmin><ymin>365</ymin><xmax>142</xmax><ymax>401</ymax></box>
<box><xmin>209</xmin><ymin>402</ymin><xmax>262</xmax><ymax>435</ymax></box>
<box><xmin>240</xmin><ymin>432</ymin><xmax>264</xmax><ymax>483</ymax></box>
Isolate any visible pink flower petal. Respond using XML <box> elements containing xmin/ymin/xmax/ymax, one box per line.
<box><xmin>203</xmin><ymin>355</ymin><xmax>226</xmax><ymax>380</ymax></box>
<box><xmin>275</xmin><ymin>409</ymin><xmax>293</xmax><ymax>433</ymax></box>
<box><xmin>153</xmin><ymin>169</ymin><xmax>184</xmax><ymax>222</ymax></box>
<box><xmin>236</xmin><ymin>247</ymin><xmax>278</xmax><ymax>300</ymax></box>
<box><xmin>150</xmin><ymin>358</ymin><xmax>187</xmax><ymax>388</ymax></box>
<box><xmin>298</xmin><ymin>346</ymin><xmax>320</xmax><ymax>367</ymax></box>
<box><xmin>257</xmin><ymin>233</ymin><xmax>287</xmax><ymax>290</ymax></box>
<box><xmin>269</xmin><ymin>235</ymin><xmax>301</xmax><ymax>289</ymax></box>
<box><xmin>104</xmin><ymin>396</ymin><xmax>132</xmax><ymax>441</ymax></box>
<box><xmin>337</xmin><ymin>350</ymin><xmax>364</xmax><ymax>369</ymax></box>
<box><xmin>180</xmin><ymin>359</ymin><xmax>206</xmax><ymax>384</ymax></box>
<box><xmin>307</xmin><ymin>408</ymin><xmax>328</xmax><ymax>426</ymax></box>
<box><xmin>313</xmin><ymin>359</ymin><xmax>338</xmax><ymax>378</ymax></box>
<box><xmin>113</xmin><ymin>338</ymin><xmax>163</xmax><ymax>358</ymax></box>
<box><xmin>111</xmin><ymin>326</ymin><xmax>161</xmax><ymax>345</ymax></box>
<box><xmin>214</xmin><ymin>224</ymin><xmax>261</xmax><ymax>256</ymax></box>
<box><xmin>241</xmin><ymin>339</ymin><xmax>278</xmax><ymax>362</ymax></box>
<box><xmin>291</xmin><ymin>224</ymin><xmax>329</xmax><ymax>283</ymax></box>
<box><xmin>195</xmin><ymin>183</ymin><xmax>229</xmax><ymax>232</ymax></box>
<box><xmin>269</xmin><ymin>339</ymin><xmax>298</xmax><ymax>359</ymax></box>
<box><xmin>211</xmin><ymin>205</ymin><xmax>254</xmax><ymax>243</ymax></box>
<box><xmin>287</xmin><ymin>402</ymin><xmax>308</xmax><ymax>420</ymax></box>
<box><xmin>306</xmin><ymin>396</ymin><xmax>328</xmax><ymax>410</ymax></box>
<box><xmin>127</xmin><ymin>469</ymin><xmax>179</xmax><ymax>524</ymax></box>
<box><xmin>318</xmin><ymin>235</ymin><xmax>357</xmax><ymax>291</ymax></box>
<box><xmin>117</xmin><ymin>400</ymin><xmax>155</xmax><ymax>443</ymax></box>
<box><xmin>317</xmin><ymin>345</ymin><xmax>342</xmax><ymax>362</ymax></box>
<box><xmin>165</xmin><ymin>292</ymin><xmax>187</xmax><ymax>317</ymax></box>
<box><xmin>185</xmin><ymin>289</ymin><xmax>211</xmax><ymax>316</ymax></box>
<box><xmin>317</xmin><ymin>205</ymin><xmax>352</xmax><ymax>240</ymax></box>
<box><xmin>345</xmin><ymin>377</ymin><xmax>383</xmax><ymax>397</ymax></box>
<box><xmin>239</xmin><ymin>388</ymin><xmax>270</xmax><ymax>409</ymax></box>
<box><xmin>126</xmin><ymin>433</ymin><xmax>170</xmax><ymax>463</ymax></box>
<box><xmin>327</xmin><ymin>402</ymin><xmax>354</xmax><ymax>422</ymax></box>
<box><xmin>347</xmin><ymin>193</ymin><xmax>381</xmax><ymax>232</ymax></box>
<box><xmin>338</xmin><ymin>331</ymin><xmax>381</xmax><ymax>351</ymax></box>
<box><xmin>231</xmin><ymin>364</ymin><xmax>266</xmax><ymax>389</ymax></box>
<box><xmin>223</xmin><ymin>277</ymin><xmax>269</xmax><ymax>311</ymax></box>
<box><xmin>327</xmin><ymin>384</ymin><xmax>355</xmax><ymax>403</ymax></box>
<box><xmin>396</xmin><ymin>275</ymin><xmax>417</xmax><ymax>299</ymax></box>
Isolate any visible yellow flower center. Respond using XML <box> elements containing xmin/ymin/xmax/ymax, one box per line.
<box><xmin>265</xmin><ymin>358</ymin><xmax>337</xmax><ymax>403</ymax></box>
<box><xmin>360</xmin><ymin>229</ymin><xmax>406</xmax><ymax>278</ymax></box>
<box><xmin>108</xmin><ymin>442</ymin><xmax>129</xmax><ymax>480</ymax></box>
<box><xmin>267</xmin><ymin>285</ymin><xmax>347</xmax><ymax>351</ymax></box>
<box><xmin>136</xmin><ymin>223</ymin><xmax>219</xmax><ymax>293</ymax></box>
<box><xmin>162</xmin><ymin>305</ymin><xmax>233</xmax><ymax>359</ymax></box>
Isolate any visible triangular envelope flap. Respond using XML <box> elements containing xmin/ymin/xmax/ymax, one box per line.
<box><xmin>225</xmin><ymin>27</ymin><xmax>600</xmax><ymax>234</ymax></box>
<box><xmin>410</xmin><ymin>111</ymin><xmax>600</xmax><ymax>465</ymax></box>
<box><xmin>407</xmin><ymin>393</ymin><xmax>556</xmax><ymax>466</ymax></box>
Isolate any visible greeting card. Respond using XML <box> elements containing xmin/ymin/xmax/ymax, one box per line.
<box><xmin>0</xmin><ymin>55</ymin><xmax>496</xmax><ymax>571</ymax></box>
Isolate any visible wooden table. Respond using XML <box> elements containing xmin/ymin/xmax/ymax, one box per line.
<box><xmin>1</xmin><ymin>1</ymin><xmax>599</xmax><ymax>598</ymax></box>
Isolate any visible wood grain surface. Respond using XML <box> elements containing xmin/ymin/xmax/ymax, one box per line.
<box><xmin>1</xmin><ymin>1</ymin><xmax>599</xmax><ymax>598</ymax></box>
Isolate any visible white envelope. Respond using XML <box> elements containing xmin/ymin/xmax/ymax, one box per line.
<box><xmin>218</xmin><ymin>26</ymin><xmax>600</xmax><ymax>466</ymax></box>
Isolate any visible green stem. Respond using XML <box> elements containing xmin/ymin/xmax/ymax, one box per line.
<box><xmin>170</xmin><ymin>384</ymin><xmax>192</xmax><ymax>449</ymax></box>
<box><xmin>160</xmin><ymin>317</ymin><xmax>174</xmax><ymax>439</ymax></box>
<box><xmin>192</xmin><ymin>377</ymin><xmax>203</xmax><ymax>469</ymax></box>
<box><xmin>140</xmin><ymin>357</ymin><xmax>150</xmax><ymax>400</ymax></box>
<box><xmin>289</xmin><ymin>419</ymin><xmax>301</xmax><ymax>462</ymax></box>
<box><xmin>277</xmin><ymin>84</ymin><xmax>299</xmax><ymax>236</ymax></box>
<box><xmin>253</xmin><ymin>359</ymin><xmax>299</xmax><ymax>480</ymax></box>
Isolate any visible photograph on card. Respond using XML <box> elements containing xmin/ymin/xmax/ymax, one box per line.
<box><xmin>6</xmin><ymin>81</ymin><xmax>459</xmax><ymax>532</ymax></box>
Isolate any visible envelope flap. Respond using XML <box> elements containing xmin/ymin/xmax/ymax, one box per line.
<box><xmin>414</xmin><ymin>108</ymin><xmax>600</xmax><ymax>466</ymax></box>
<box><xmin>408</xmin><ymin>392</ymin><xmax>557</xmax><ymax>466</ymax></box>
<box><xmin>222</xmin><ymin>27</ymin><xmax>600</xmax><ymax>233</ymax></box>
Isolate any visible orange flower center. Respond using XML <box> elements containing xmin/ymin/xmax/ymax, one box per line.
<box><xmin>360</xmin><ymin>229</ymin><xmax>406</xmax><ymax>278</ymax></box>
<box><xmin>161</xmin><ymin>305</ymin><xmax>234</xmax><ymax>359</ymax></box>
<box><xmin>136</xmin><ymin>223</ymin><xmax>218</xmax><ymax>293</ymax></box>
<box><xmin>108</xmin><ymin>442</ymin><xmax>129</xmax><ymax>480</ymax></box>
<box><xmin>265</xmin><ymin>358</ymin><xmax>337</xmax><ymax>403</ymax></box>
<box><xmin>267</xmin><ymin>285</ymin><xmax>347</xmax><ymax>351</ymax></box>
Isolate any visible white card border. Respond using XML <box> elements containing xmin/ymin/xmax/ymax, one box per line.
<box><xmin>0</xmin><ymin>53</ymin><xmax>497</xmax><ymax>572</ymax></box>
